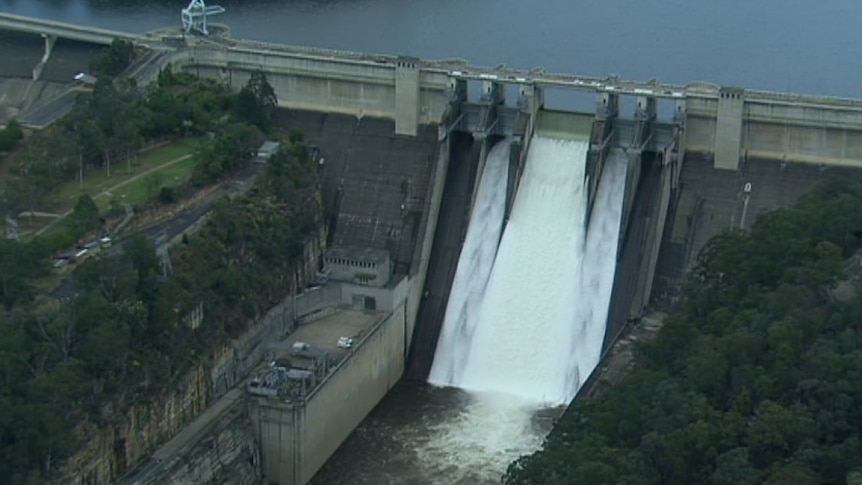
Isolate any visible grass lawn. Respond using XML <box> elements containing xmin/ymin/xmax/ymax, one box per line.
<box><xmin>55</xmin><ymin>138</ymin><xmax>199</xmax><ymax>214</ymax></box>
<box><xmin>95</xmin><ymin>155</ymin><xmax>197</xmax><ymax>211</ymax></box>
<box><xmin>2</xmin><ymin>138</ymin><xmax>201</xmax><ymax>240</ymax></box>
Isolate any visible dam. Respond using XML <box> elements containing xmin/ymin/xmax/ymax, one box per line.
<box><xmin>3</xmin><ymin>10</ymin><xmax>862</xmax><ymax>485</ymax></box>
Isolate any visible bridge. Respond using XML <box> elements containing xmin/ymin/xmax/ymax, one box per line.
<box><xmin>5</xmin><ymin>11</ymin><xmax>862</xmax><ymax>170</ymax></box>
<box><xmin>0</xmin><ymin>12</ymin><xmax>141</xmax><ymax>46</ymax></box>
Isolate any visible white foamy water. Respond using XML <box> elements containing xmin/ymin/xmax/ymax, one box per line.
<box><xmin>457</xmin><ymin>137</ymin><xmax>590</xmax><ymax>405</ymax></box>
<box><xmin>415</xmin><ymin>392</ymin><xmax>545</xmax><ymax>484</ymax></box>
<box><xmin>569</xmin><ymin>150</ymin><xmax>627</xmax><ymax>387</ymax></box>
<box><xmin>416</xmin><ymin>136</ymin><xmax>627</xmax><ymax>484</ymax></box>
<box><xmin>428</xmin><ymin>139</ymin><xmax>512</xmax><ymax>386</ymax></box>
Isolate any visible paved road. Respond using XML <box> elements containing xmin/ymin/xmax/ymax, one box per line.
<box><xmin>35</xmin><ymin>153</ymin><xmax>193</xmax><ymax>237</ymax></box>
<box><xmin>50</xmin><ymin>164</ymin><xmax>262</xmax><ymax>300</ymax></box>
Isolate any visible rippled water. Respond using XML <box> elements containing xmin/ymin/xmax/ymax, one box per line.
<box><xmin>309</xmin><ymin>383</ymin><xmax>561</xmax><ymax>485</ymax></box>
<box><xmin>3</xmin><ymin>0</ymin><xmax>862</xmax><ymax>96</ymax></box>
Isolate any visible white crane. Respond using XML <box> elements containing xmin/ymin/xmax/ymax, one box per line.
<box><xmin>181</xmin><ymin>0</ymin><xmax>226</xmax><ymax>36</ymax></box>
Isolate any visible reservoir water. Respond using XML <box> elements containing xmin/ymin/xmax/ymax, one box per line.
<box><xmin>1</xmin><ymin>0</ymin><xmax>861</xmax><ymax>98</ymax></box>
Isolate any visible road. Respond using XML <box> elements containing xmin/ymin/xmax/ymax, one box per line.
<box><xmin>35</xmin><ymin>153</ymin><xmax>193</xmax><ymax>237</ymax></box>
<box><xmin>50</xmin><ymin>163</ymin><xmax>262</xmax><ymax>300</ymax></box>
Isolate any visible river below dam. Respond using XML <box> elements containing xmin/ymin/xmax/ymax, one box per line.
<box><xmin>309</xmin><ymin>383</ymin><xmax>561</xmax><ymax>485</ymax></box>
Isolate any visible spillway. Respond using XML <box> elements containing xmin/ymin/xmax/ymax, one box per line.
<box><xmin>313</xmin><ymin>135</ymin><xmax>629</xmax><ymax>484</ymax></box>
<box><xmin>457</xmin><ymin>137</ymin><xmax>590</xmax><ymax>403</ymax></box>
<box><xmin>427</xmin><ymin>139</ymin><xmax>512</xmax><ymax>385</ymax></box>
<box><xmin>417</xmin><ymin>136</ymin><xmax>628</xmax><ymax>482</ymax></box>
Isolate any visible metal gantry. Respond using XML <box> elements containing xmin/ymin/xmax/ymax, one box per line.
<box><xmin>180</xmin><ymin>0</ymin><xmax>225</xmax><ymax>36</ymax></box>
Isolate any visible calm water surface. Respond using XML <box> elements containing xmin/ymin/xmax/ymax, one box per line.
<box><xmin>2</xmin><ymin>0</ymin><xmax>861</xmax><ymax>97</ymax></box>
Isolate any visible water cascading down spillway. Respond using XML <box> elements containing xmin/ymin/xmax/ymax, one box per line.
<box><xmin>424</xmin><ymin>134</ymin><xmax>627</xmax><ymax>481</ymax></box>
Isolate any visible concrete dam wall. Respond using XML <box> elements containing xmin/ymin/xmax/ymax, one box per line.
<box><xmin>8</xmin><ymin>13</ymin><xmax>862</xmax><ymax>485</ymax></box>
<box><xmin>405</xmin><ymin>132</ymin><xmax>482</xmax><ymax>380</ymax></box>
<box><xmin>165</xmin><ymin>46</ymin><xmax>452</xmax><ymax>136</ymax></box>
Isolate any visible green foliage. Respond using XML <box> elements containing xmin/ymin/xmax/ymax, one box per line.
<box><xmin>0</xmin><ymin>129</ymin><xmax>78</xmax><ymax>216</ymax></box>
<box><xmin>142</xmin><ymin>172</ymin><xmax>163</xmax><ymax>199</ymax></box>
<box><xmin>72</xmin><ymin>194</ymin><xmax>100</xmax><ymax>233</ymax></box>
<box><xmin>2</xmin><ymin>65</ymin><xmax>270</xmax><ymax>223</ymax></box>
<box><xmin>0</xmin><ymin>240</ymin><xmax>46</xmax><ymax>310</ymax></box>
<box><xmin>504</xmin><ymin>176</ymin><xmax>862</xmax><ymax>485</ymax></box>
<box><xmin>0</xmin><ymin>120</ymin><xmax>23</xmax><ymax>152</ymax></box>
<box><xmin>142</xmin><ymin>67</ymin><xmax>234</xmax><ymax>139</ymax></box>
<box><xmin>0</xmin><ymin>65</ymin><xmax>314</xmax><ymax>481</ymax></box>
<box><xmin>89</xmin><ymin>39</ymin><xmax>136</xmax><ymax>78</ymax></box>
<box><xmin>158</xmin><ymin>186</ymin><xmax>175</xmax><ymax>204</ymax></box>
<box><xmin>0</xmin><ymin>138</ymin><xmax>320</xmax><ymax>484</ymax></box>
<box><xmin>191</xmin><ymin>123</ymin><xmax>264</xmax><ymax>185</ymax></box>
<box><xmin>233</xmin><ymin>70</ymin><xmax>278</xmax><ymax>131</ymax></box>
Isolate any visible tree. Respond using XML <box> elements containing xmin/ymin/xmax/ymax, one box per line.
<box><xmin>72</xmin><ymin>194</ymin><xmax>99</xmax><ymax>233</ymax></box>
<box><xmin>504</xmin><ymin>175</ymin><xmax>862</xmax><ymax>485</ymax></box>
<box><xmin>0</xmin><ymin>120</ymin><xmax>23</xmax><ymax>152</ymax></box>
<box><xmin>143</xmin><ymin>172</ymin><xmax>164</xmax><ymax>199</ymax></box>
<box><xmin>233</xmin><ymin>70</ymin><xmax>277</xmax><ymax>131</ymax></box>
<box><xmin>123</xmin><ymin>233</ymin><xmax>159</xmax><ymax>288</ymax></box>
<box><xmin>10</xmin><ymin>131</ymin><xmax>78</xmax><ymax>216</ymax></box>
<box><xmin>0</xmin><ymin>240</ymin><xmax>43</xmax><ymax>310</ymax></box>
<box><xmin>709</xmin><ymin>448</ymin><xmax>758</xmax><ymax>485</ymax></box>
<box><xmin>89</xmin><ymin>39</ymin><xmax>135</xmax><ymax>78</ymax></box>
<box><xmin>158</xmin><ymin>186</ymin><xmax>175</xmax><ymax>204</ymax></box>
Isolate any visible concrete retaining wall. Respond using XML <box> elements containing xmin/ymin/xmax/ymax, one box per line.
<box><xmin>294</xmin><ymin>276</ymin><xmax>410</xmax><ymax>317</ymax></box>
<box><xmin>117</xmin><ymin>393</ymin><xmax>260</xmax><ymax>485</ymax></box>
<box><xmin>685</xmin><ymin>95</ymin><xmax>862</xmax><ymax>168</ymax></box>
<box><xmin>157</xmin><ymin>407</ymin><xmax>259</xmax><ymax>485</ymax></box>
<box><xmin>251</xmin><ymin>304</ymin><xmax>407</xmax><ymax>485</ymax></box>
<box><xmin>168</xmin><ymin>47</ymin><xmax>451</xmax><ymax>131</ymax></box>
<box><xmin>405</xmin><ymin>135</ymin><xmax>451</xmax><ymax>349</ymax></box>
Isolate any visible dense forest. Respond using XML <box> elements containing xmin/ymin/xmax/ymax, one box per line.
<box><xmin>1</xmin><ymin>40</ymin><xmax>280</xmax><ymax>256</ymax></box>
<box><xmin>0</xmin><ymin>43</ymin><xmax>322</xmax><ymax>483</ymax></box>
<box><xmin>504</xmin><ymin>178</ymin><xmax>862</xmax><ymax>484</ymax></box>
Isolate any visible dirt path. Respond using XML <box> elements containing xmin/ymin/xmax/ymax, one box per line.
<box><xmin>33</xmin><ymin>154</ymin><xmax>193</xmax><ymax>237</ymax></box>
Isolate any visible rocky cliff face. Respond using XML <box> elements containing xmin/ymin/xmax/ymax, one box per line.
<box><xmin>56</xmin><ymin>226</ymin><xmax>326</xmax><ymax>485</ymax></box>
<box><xmin>152</xmin><ymin>406</ymin><xmax>261</xmax><ymax>485</ymax></box>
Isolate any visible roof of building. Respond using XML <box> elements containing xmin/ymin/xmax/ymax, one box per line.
<box><xmin>258</xmin><ymin>141</ymin><xmax>281</xmax><ymax>154</ymax></box>
<box><xmin>327</xmin><ymin>245</ymin><xmax>390</xmax><ymax>264</ymax></box>
<box><xmin>74</xmin><ymin>73</ymin><xmax>97</xmax><ymax>85</ymax></box>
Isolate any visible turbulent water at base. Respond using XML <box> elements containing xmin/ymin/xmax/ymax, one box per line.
<box><xmin>389</xmin><ymin>137</ymin><xmax>625</xmax><ymax>483</ymax></box>
<box><xmin>312</xmin><ymin>139</ymin><xmax>627</xmax><ymax>484</ymax></box>
<box><xmin>427</xmin><ymin>140</ymin><xmax>512</xmax><ymax>386</ymax></box>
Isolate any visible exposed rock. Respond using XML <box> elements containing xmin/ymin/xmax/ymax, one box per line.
<box><xmin>55</xmin><ymin>227</ymin><xmax>326</xmax><ymax>484</ymax></box>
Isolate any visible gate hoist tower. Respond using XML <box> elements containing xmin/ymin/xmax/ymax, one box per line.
<box><xmin>181</xmin><ymin>0</ymin><xmax>226</xmax><ymax>35</ymax></box>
